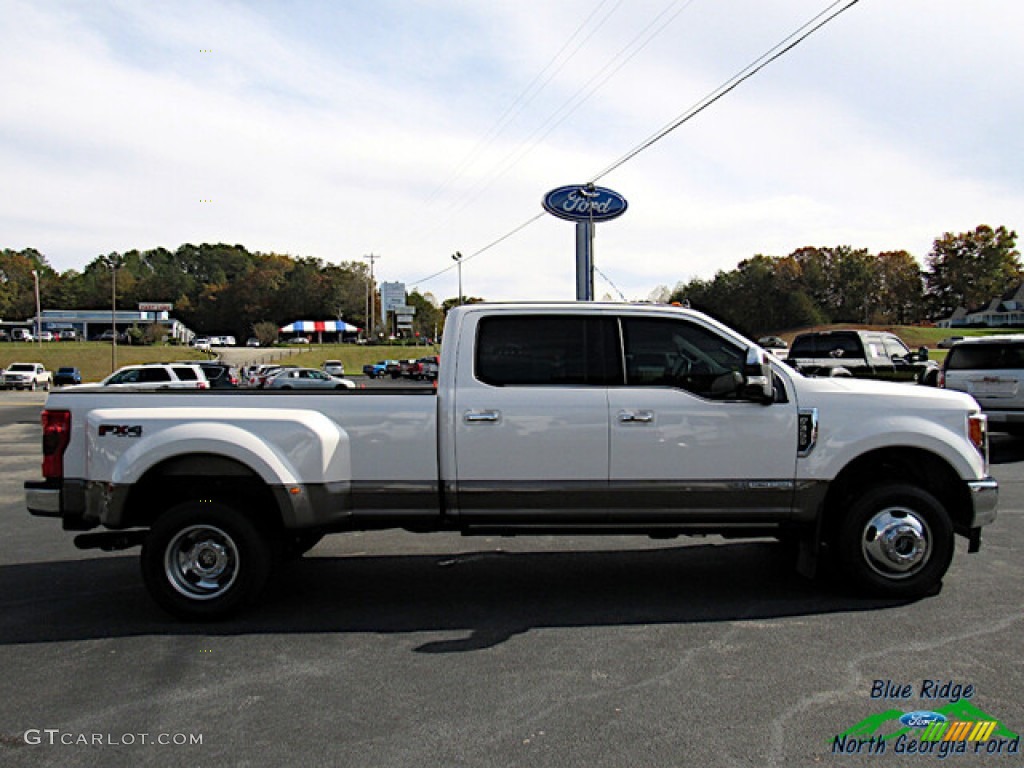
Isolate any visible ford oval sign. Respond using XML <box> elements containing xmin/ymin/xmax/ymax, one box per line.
<box><xmin>543</xmin><ymin>184</ymin><xmax>627</xmax><ymax>223</ymax></box>
<box><xmin>899</xmin><ymin>711</ymin><xmax>947</xmax><ymax>729</ymax></box>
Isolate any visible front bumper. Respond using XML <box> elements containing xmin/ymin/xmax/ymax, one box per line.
<box><xmin>967</xmin><ymin>477</ymin><xmax>999</xmax><ymax>528</ymax></box>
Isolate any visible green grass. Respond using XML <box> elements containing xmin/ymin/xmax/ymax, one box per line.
<box><xmin>1</xmin><ymin>342</ymin><xmax>440</xmax><ymax>383</ymax></box>
<box><xmin>278</xmin><ymin>343</ymin><xmax>440</xmax><ymax>372</ymax></box>
<box><xmin>0</xmin><ymin>342</ymin><xmax>212</xmax><ymax>383</ymax></box>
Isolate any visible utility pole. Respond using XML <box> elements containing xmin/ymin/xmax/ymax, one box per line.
<box><xmin>362</xmin><ymin>253</ymin><xmax>380</xmax><ymax>341</ymax></box>
<box><xmin>31</xmin><ymin>269</ymin><xmax>42</xmax><ymax>350</ymax></box>
<box><xmin>452</xmin><ymin>251</ymin><xmax>463</xmax><ymax>305</ymax></box>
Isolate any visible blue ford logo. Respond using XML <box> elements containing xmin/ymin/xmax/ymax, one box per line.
<box><xmin>899</xmin><ymin>711</ymin><xmax>947</xmax><ymax>728</ymax></box>
<box><xmin>543</xmin><ymin>184</ymin><xmax>628</xmax><ymax>223</ymax></box>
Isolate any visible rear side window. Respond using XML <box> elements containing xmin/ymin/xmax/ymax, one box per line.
<box><xmin>476</xmin><ymin>315</ymin><xmax>621</xmax><ymax>386</ymax></box>
<box><xmin>790</xmin><ymin>334</ymin><xmax>861</xmax><ymax>357</ymax></box>
<box><xmin>138</xmin><ymin>368</ymin><xmax>172</xmax><ymax>383</ymax></box>
<box><xmin>172</xmin><ymin>367</ymin><xmax>198</xmax><ymax>381</ymax></box>
<box><xmin>945</xmin><ymin>343</ymin><xmax>1024</xmax><ymax>370</ymax></box>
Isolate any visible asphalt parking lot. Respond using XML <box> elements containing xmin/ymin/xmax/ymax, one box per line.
<box><xmin>0</xmin><ymin>390</ymin><xmax>1021</xmax><ymax>767</ymax></box>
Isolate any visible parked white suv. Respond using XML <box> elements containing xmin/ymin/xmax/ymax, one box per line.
<box><xmin>941</xmin><ymin>334</ymin><xmax>1024</xmax><ymax>434</ymax></box>
<box><xmin>96</xmin><ymin>363</ymin><xmax>209</xmax><ymax>390</ymax></box>
<box><xmin>1</xmin><ymin>362</ymin><xmax>52</xmax><ymax>390</ymax></box>
<box><xmin>321</xmin><ymin>360</ymin><xmax>345</xmax><ymax>377</ymax></box>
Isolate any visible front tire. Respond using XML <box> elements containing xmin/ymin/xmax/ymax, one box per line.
<box><xmin>141</xmin><ymin>501</ymin><xmax>273</xmax><ymax>620</ymax></box>
<box><xmin>835</xmin><ymin>483</ymin><xmax>953</xmax><ymax>599</ymax></box>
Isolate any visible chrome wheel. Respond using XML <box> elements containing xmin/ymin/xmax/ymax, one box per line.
<box><xmin>142</xmin><ymin>501</ymin><xmax>274</xmax><ymax>619</ymax></box>
<box><xmin>164</xmin><ymin>524</ymin><xmax>240</xmax><ymax>600</ymax></box>
<box><xmin>860</xmin><ymin>507</ymin><xmax>930</xmax><ymax>579</ymax></box>
<box><xmin>837</xmin><ymin>483</ymin><xmax>953</xmax><ymax>598</ymax></box>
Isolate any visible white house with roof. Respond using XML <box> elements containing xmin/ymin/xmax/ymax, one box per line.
<box><xmin>937</xmin><ymin>284</ymin><xmax>1024</xmax><ymax>328</ymax></box>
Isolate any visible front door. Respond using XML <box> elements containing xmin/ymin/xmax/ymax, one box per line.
<box><xmin>607</xmin><ymin>316</ymin><xmax>798</xmax><ymax>521</ymax></box>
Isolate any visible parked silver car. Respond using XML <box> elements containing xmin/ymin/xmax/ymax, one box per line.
<box><xmin>940</xmin><ymin>334</ymin><xmax>1024</xmax><ymax>433</ymax></box>
<box><xmin>265</xmin><ymin>367</ymin><xmax>355</xmax><ymax>390</ymax></box>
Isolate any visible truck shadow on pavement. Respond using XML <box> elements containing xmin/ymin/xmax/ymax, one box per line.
<box><xmin>0</xmin><ymin>541</ymin><xmax>914</xmax><ymax>652</ymax></box>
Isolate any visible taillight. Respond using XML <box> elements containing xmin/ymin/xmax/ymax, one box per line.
<box><xmin>937</xmin><ymin>370</ymin><xmax>946</xmax><ymax>388</ymax></box>
<box><xmin>41</xmin><ymin>409</ymin><xmax>71</xmax><ymax>479</ymax></box>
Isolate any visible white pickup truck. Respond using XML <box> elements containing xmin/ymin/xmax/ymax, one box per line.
<box><xmin>2</xmin><ymin>362</ymin><xmax>52</xmax><ymax>391</ymax></box>
<box><xmin>26</xmin><ymin>302</ymin><xmax>997</xmax><ymax>619</ymax></box>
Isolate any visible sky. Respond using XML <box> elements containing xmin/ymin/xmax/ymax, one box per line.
<box><xmin>2</xmin><ymin>0</ymin><xmax>1022</xmax><ymax>305</ymax></box>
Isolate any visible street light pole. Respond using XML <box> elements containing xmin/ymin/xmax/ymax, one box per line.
<box><xmin>111</xmin><ymin>260</ymin><xmax>118</xmax><ymax>371</ymax></box>
<box><xmin>452</xmin><ymin>251</ymin><xmax>463</xmax><ymax>305</ymax></box>
<box><xmin>99</xmin><ymin>254</ymin><xmax>121</xmax><ymax>372</ymax></box>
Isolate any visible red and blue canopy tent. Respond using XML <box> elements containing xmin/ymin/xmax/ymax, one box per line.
<box><xmin>279</xmin><ymin>320</ymin><xmax>361</xmax><ymax>343</ymax></box>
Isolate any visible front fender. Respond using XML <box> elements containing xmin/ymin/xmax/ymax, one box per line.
<box><xmin>800</xmin><ymin>412</ymin><xmax>984</xmax><ymax>482</ymax></box>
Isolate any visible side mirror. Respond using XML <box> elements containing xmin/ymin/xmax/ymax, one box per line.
<box><xmin>742</xmin><ymin>348</ymin><xmax>775</xmax><ymax>404</ymax></box>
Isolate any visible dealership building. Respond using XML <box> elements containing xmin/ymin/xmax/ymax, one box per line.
<box><xmin>2</xmin><ymin>304</ymin><xmax>193</xmax><ymax>343</ymax></box>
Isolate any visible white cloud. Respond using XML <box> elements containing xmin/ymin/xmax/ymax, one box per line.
<box><xmin>1</xmin><ymin>0</ymin><xmax>1022</xmax><ymax>303</ymax></box>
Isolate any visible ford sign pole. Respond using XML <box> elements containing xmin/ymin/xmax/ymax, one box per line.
<box><xmin>543</xmin><ymin>184</ymin><xmax>627</xmax><ymax>301</ymax></box>
<box><xmin>576</xmin><ymin>221</ymin><xmax>593</xmax><ymax>301</ymax></box>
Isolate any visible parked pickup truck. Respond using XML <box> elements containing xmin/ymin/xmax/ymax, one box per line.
<box><xmin>25</xmin><ymin>303</ymin><xmax>997</xmax><ymax>619</ymax></box>
<box><xmin>785</xmin><ymin>329</ymin><xmax>940</xmax><ymax>385</ymax></box>
<box><xmin>2</xmin><ymin>362</ymin><xmax>52</xmax><ymax>391</ymax></box>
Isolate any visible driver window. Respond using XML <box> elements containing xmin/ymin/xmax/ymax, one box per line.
<box><xmin>882</xmin><ymin>336</ymin><xmax>910</xmax><ymax>360</ymax></box>
<box><xmin>622</xmin><ymin>317</ymin><xmax>746</xmax><ymax>399</ymax></box>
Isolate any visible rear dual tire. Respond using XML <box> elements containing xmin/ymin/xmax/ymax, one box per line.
<box><xmin>141</xmin><ymin>501</ymin><xmax>273</xmax><ymax>620</ymax></box>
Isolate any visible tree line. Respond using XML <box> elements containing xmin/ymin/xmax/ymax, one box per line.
<box><xmin>0</xmin><ymin>243</ymin><xmax>444</xmax><ymax>342</ymax></box>
<box><xmin>667</xmin><ymin>225</ymin><xmax>1020</xmax><ymax>337</ymax></box>
<box><xmin>1</xmin><ymin>225</ymin><xmax>1018</xmax><ymax>342</ymax></box>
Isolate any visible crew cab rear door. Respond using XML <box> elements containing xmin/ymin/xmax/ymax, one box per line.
<box><xmin>450</xmin><ymin>313</ymin><xmax>619</xmax><ymax>520</ymax></box>
<box><xmin>607</xmin><ymin>315</ymin><xmax>799</xmax><ymax>520</ymax></box>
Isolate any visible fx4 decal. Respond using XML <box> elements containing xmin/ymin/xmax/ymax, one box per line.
<box><xmin>98</xmin><ymin>424</ymin><xmax>143</xmax><ymax>438</ymax></box>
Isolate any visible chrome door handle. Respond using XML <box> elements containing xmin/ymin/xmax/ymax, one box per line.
<box><xmin>618</xmin><ymin>409</ymin><xmax>654</xmax><ymax>423</ymax></box>
<box><xmin>464</xmin><ymin>409</ymin><xmax>501</xmax><ymax>423</ymax></box>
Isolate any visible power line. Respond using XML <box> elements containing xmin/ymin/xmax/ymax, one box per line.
<box><xmin>405</xmin><ymin>0</ymin><xmax>863</xmax><ymax>290</ymax></box>
<box><xmin>423</xmin><ymin>0</ymin><xmax>621</xmax><ymax>208</ymax></box>
<box><xmin>408</xmin><ymin>212</ymin><xmax>546</xmax><ymax>287</ymax></box>
<box><xmin>593</xmin><ymin>0</ymin><xmax>861</xmax><ymax>182</ymax></box>
<box><xmin>594</xmin><ymin>263</ymin><xmax>628</xmax><ymax>301</ymax></box>
<box><xmin>429</xmin><ymin>0</ymin><xmax>695</xmax><ymax>231</ymax></box>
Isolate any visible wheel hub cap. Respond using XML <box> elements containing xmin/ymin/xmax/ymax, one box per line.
<box><xmin>165</xmin><ymin>525</ymin><xmax>239</xmax><ymax>600</ymax></box>
<box><xmin>862</xmin><ymin>508</ymin><xmax>930</xmax><ymax>576</ymax></box>
<box><xmin>189</xmin><ymin>541</ymin><xmax>229</xmax><ymax>578</ymax></box>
